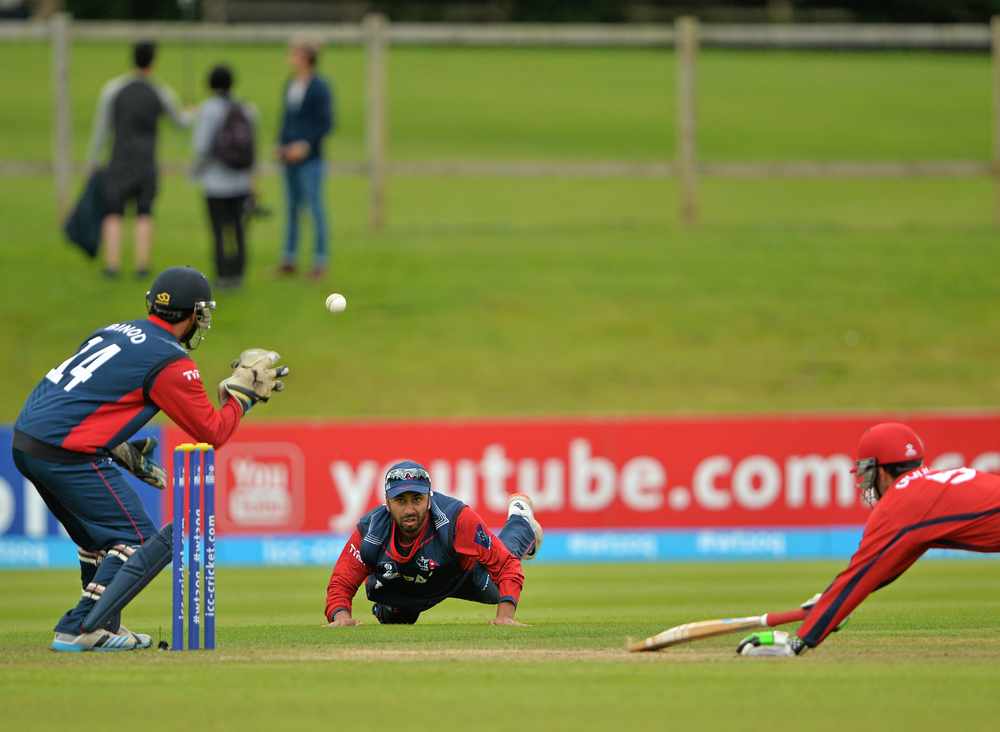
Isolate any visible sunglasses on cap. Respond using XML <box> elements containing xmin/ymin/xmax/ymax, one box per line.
<box><xmin>385</xmin><ymin>467</ymin><xmax>431</xmax><ymax>489</ymax></box>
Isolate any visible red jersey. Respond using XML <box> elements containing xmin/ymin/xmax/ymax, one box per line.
<box><xmin>798</xmin><ymin>466</ymin><xmax>1000</xmax><ymax>648</ymax></box>
<box><xmin>325</xmin><ymin>505</ymin><xmax>524</xmax><ymax>621</ymax></box>
<box><xmin>148</xmin><ymin>356</ymin><xmax>244</xmax><ymax>447</ymax></box>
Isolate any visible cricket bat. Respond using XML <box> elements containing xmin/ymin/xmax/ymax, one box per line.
<box><xmin>626</xmin><ymin>607</ymin><xmax>807</xmax><ymax>652</ymax></box>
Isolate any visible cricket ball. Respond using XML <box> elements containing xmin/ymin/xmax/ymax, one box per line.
<box><xmin>325</xmin><ymin>293</ymin><xmax>347</xmax><ymax>313</ymax></box>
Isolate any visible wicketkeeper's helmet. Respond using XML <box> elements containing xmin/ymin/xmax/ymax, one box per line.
<box><xmin>145</xmin><ymin>266</ymin><xmax>215</xmax><ymax>350</ymax></box>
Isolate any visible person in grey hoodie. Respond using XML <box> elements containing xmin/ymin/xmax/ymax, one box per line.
<box><xmin>191</xmin><ymin>65</ymin><xmax>256</xmax><ymax>289</ymax></box>
<box><xmin>87</xmin><ymin>41</ymin><xmax>191</xmax><ymax>279</ymax></box>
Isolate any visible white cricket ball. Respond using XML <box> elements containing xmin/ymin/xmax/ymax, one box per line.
<box><xmin>325</xmin><ymin>293</ymin><xmax>347</xmax><ymax>313</ymax></box>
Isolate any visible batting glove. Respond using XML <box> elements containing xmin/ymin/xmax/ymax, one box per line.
<box><xmin>736</xmin><ymin>630</ymin><xmax>807</xmax><ymax>657</ymax></box>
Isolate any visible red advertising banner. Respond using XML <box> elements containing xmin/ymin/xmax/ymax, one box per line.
<box><xmin>164</xmin><ymin>415</ymin><xmax>1000</xmax><ymax>535</ymax></box>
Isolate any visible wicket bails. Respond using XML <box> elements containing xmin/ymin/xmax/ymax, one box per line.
<box><xmin>172</xmin><ymin>442</ymin><xmax>216</xmax><ymax>651</ymax></box>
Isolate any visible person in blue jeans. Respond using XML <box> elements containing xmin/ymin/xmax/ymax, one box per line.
<box><xmin>276</xmin><ymin>36</ymin><xmax>335</xmax><ymax>279</ymax></box>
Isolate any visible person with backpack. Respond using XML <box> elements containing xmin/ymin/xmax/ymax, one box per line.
<box><xmin>192</xmin><ymin>64</ymin><xmax>256</xmax><ymax>289</ymax></box>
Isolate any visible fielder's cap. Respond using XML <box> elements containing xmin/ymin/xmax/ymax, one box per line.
<box><xmin>385</xmin><ymin>460</ymin><xmax>432</xmax><ymax>498</ymax></box>
<box><xmin>855</xmin><ymin>422</ymin><xmax>925</xmax><ymax>467</ymax></box>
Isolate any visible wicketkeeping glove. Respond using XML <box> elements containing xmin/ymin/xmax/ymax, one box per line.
<box><xmin>218</xmin><ymin>348</ymin><xmax>289</xmax><ymax>412</ymax></box>
<box><xmin>110</xmin><ymin>438</ymin><xmax>167</xmax><ymax>490</ymax></box>
<box><xmin>736</xmin><ymin>630</ymin><xmax>807</xmax><ymax>657</ymax></box>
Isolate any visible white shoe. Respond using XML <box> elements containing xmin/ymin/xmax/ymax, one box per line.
<box><xmin>50</xmin><ymin>628</ymin><xmax>141</xmax><ymax>653</ymax></box>
<box><xmin>117</xmin><ymin>625</ymin><xmax>151</xmax><ymax>649</ymax></box>
<box><xmin>507</xmin><ymin>494</ymin><xmax>543</xmax><ymax>560</ymax></box>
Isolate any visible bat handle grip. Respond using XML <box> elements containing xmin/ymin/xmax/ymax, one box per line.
<box><xmin>763</xmin><ymin>608</ymin><xmax>808</xmax><ymax>627</ymax></box>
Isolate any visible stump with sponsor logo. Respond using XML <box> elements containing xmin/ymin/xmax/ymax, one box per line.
<box><xmin>172</xmin><ymin>442</ymin><xmax>216</xmax><ymax>651</ymax></box>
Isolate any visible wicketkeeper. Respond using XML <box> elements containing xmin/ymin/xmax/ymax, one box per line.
<box><xmin>12</xmin><ymin>266</ymin><xmax>288</xmax><ymax>652</ymax></box>
<box><xmin>738</xmin><ymin>422</ymin><xmax>1000</xmax><ymax>657</ymax></box>
<box><xmin>325</xmin><ymin>461</ymin><xmax>543</xmax><ymax>626</ymax></box>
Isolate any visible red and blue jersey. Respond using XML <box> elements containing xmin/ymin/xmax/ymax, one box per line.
<box><xmin>797</xmin><ymin>465</ymin><xmax>1000</xmax><ymax>648</ymax></box>
<box><xmin>325</xmin><ymin>494</ymin><xmax>524</xmax><ymax>621</ymax></box>
<box><xmin>15</xmin><ymin>316</ymin><xmax>243</xmax><ymax>456</ymax></box>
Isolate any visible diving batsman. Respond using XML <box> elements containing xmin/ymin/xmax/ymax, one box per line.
<box><xmin>738</xmin><ymin>422</ymin><xmax>1000</xmax><ymax>656</ymax></box>
<box><xmin>12</xmin><ymin>266</ymin><xmax>288</xmax><ymax>651</ymax></box>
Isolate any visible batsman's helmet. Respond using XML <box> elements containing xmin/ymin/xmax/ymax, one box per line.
<box><xmin>854</xmin><ymin>422</ymin><xmax>925</xmax><ymax>506</ymax></box>
<box><xmin>145</xmin><ymin>266</ymin><xmax>215</xmax><ymax>350</ymax></box>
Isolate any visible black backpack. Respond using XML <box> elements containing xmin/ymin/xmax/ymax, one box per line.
<box><xmin>211</xmin><ymin>102</ymin><xmax>255</xmax><ymax>170</ymax></box>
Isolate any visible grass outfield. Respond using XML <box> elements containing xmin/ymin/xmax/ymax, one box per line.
<box><xmin>1</xmin><ymin>43</ymin><xmax>998</xmax><ymax>419</ymax></box>
<box><xmin>2</xmin><ymin>560</ymin><xmax>1000</xmax><ymax>730</ymax></box>
<box><xmin>2</xmin><ymin>173</ymin><xmax>999</xmax><ymax>419</ymax></box>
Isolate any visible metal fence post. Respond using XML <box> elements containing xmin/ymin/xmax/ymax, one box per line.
<box><xmin>364</xmin><ymin>13</ymin><xmax>388</xmax><ymax>231</ymax></box>
<box><xmin>676</xmin><ymin>16</ymin><xmax>699</xmax><ymax>225</ymax></box>
<box><xmin>50</xmin><ymin>12</ymin><xmax>71</xmax><ymax>218</ymax></box>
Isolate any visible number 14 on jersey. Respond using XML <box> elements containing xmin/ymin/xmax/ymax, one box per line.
<box><xmin>46</xmin><ymin>337</ymin><xmax>122</xmax><ymax>392</ymax></box>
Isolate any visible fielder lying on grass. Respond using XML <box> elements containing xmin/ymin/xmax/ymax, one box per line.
<box><xmin>324</xmin><ymin>461</ymin><xmax>543</xmax><ymax>626</ymax></box>
<box><xmin>738</xmin><ymin>422</ymin><xmax>1000</xmax><ymax>657</ymax></box>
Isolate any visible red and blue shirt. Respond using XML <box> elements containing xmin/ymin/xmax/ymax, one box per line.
<box><xmin>325</xmin><ymin>494</ymin><xmax>524</xmax><ymax>621</ymax></box>
<box><xmin>16</xmin><ymin>316</ymin><xmax>243</xmax><ymax>455</ymax></box>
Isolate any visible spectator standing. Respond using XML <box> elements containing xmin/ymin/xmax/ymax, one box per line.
<box><xmin>86</xmin><ymin>41</ymin><xmax>191</xmax><ymax>279</ymax></box>
<box><xmin>192</xmin><ymin>65</ymin><xmax>256</xmax><ymax>290</ymax></box>
<box><xmin>277</xmin><ymin>36</ymin><xmax>335</xmax><ymax>279</ymax></box>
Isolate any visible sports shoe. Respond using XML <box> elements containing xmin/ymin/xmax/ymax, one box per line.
<box><xmin>507</xmin><ymin>494</ymin><xmax>543</xmax><ymax>560</ymax></box>
<box><xmin>117</xmin><ymin>625</ymin><xmax>152</xmax><ymax>649</ymax></box>
<box><xmin>50</xmin><ymin>628</ymin><xmax>142</xmax><ymax>653</ymax></box>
